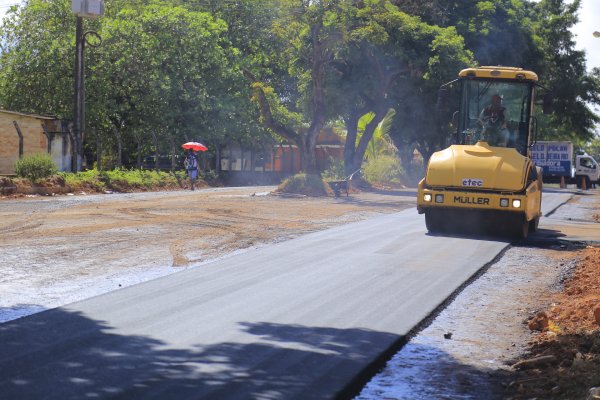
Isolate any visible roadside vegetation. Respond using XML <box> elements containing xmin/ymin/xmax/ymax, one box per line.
<box><xmin>4</xmin><ymin>169</ymin><xmax>195</xmax><ymax>195</ymax></box>
<box><xmin>14</xmin><ymin>153</ymin><xmax>57</xmax><ymax>183</ymax></box>
<box><xmin>61</xmin><ymin>168</ymin><xmax>191</xmax><ymax>193</ymax></box>
<box><xmin>1</xmin><ymin>154</ymin><xmax>202</xmax><ymax>195</ymax></box>
<box><xmin>6</xmin><ymin>151</ymin><xmax>415</xmax><ymax>197</ymax></box>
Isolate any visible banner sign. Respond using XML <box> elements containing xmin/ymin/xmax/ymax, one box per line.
<box><xmin>531</xmin><ymin>142</ymin><xmax>572</xmax><ymax>176</ymax></box>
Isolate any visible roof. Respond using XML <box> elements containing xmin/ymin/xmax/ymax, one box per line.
<box><xmin>0</xmin><ymin>109</ymin><xmax>58</xmax><ymax>120</ymax></box>
<box><xmin>459</xmin><ymin>66</ymin><xmax>538</xmax><ymax>81</ymax></box>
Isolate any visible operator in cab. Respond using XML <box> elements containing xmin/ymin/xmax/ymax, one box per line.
<box><xmin>478</xmin><ymin>94</ymin><xmax>510</xmax><ymax>147</ymax></box>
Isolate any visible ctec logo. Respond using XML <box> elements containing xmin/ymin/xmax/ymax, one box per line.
<box><xmin>462</xmin><ymin>178</ymin><xmax>483</xmax><ymax>187</ymax></box>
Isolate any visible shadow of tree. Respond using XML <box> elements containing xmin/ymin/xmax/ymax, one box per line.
<box><xmin>0</xmin><ymin>309</ymin><xmax>403</xmax><ymax>399</ymax></box>
<box><xmin>0</xmin><ymin>308</ymin><xmax>517</xmax><ymax>399</ymax></box>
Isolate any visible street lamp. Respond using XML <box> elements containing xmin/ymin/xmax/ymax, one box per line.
<box><xmin>72</xmin><ymin>0</ymin><xmax>104</xmax><ymax>172</ymax></box>
<box><xmin>593</xmin><ymin>31</ymin><xmax>600</xmax><ymax>38</ymax></box>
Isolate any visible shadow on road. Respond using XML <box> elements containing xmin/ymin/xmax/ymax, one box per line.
<box><xmin>1</xmin><ymin>308</ymin><xmax>397</xmax><ymax>399</ymax></box>
<box><xmin>0</xmin><ymin>307</ymin><xmax>511</xmax><ymax>400</ymax></box>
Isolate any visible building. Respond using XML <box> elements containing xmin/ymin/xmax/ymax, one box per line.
<box><xmin>0</xmin><ymin>110</ymin><xmax>71</xmax><ymax>175</ymax></box>
<box><xmin>218</xmin><ymin>128</ymin><xmax>345</xmax><ymax>184</ymax></box>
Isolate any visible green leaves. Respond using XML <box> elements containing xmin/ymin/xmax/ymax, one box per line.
<box><xmin>0</xmin><ymin>0</ymin><xmax>596</xmax><ymax>172</ymax></box>
<box><xmin>14</xmin><ymin>153</ymin><xmax>58</xmax><ymax>183</ymax></box>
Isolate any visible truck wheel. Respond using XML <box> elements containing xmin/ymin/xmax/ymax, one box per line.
<box><xmin>507</xmin><ymin>214</ymin><xmax>529</xmax><ymax>239</ymax></box>
<box><xmin>518</xmin><ymin>218</ymin><xmax>530</xmax><ymax>239</ymax></box>
<box><xmin>425</xmin><ymin>212</ymin><xmax>444</xmax><ymax>234</ymax></box>
<box><xmin>529</xmin><ymin>216</ymin><xmax>540</xmax><ymax>233</ymax></box>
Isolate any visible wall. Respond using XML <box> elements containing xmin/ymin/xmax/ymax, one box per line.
<box><xmin>0</xmin><ymin>111</ymin><xmax>69</xmax><ymax>175</ymax></box>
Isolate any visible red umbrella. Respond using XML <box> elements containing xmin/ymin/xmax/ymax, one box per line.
<box><xmin>182</xmin><ymin>142</ymin><xmax>208</xmax><ymax>152</ymax></box>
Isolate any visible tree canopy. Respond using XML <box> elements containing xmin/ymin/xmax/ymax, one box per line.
<box><xmin>0</xmin><ymin>0</ymin><xmax>597</xmax><ymax>171</ymax></box>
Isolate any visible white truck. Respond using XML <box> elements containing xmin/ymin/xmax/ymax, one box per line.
<box><xmin>531</xmin><ymin>141</ymin><xmax>599</xmax><ymax>189</ymax></box>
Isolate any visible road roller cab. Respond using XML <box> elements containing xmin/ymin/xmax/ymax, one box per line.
<box><xmin>417</xmin><ymin>66</ymin><xmax>548</xmax><ymax>238</ymax></box>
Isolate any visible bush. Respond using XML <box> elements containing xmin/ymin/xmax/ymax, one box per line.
<box><xmin>362</xmin><ymin>155</ymin><xmax>405</xmax><ymax>185</ymax></box>
<box><xmin>60</xmin><ymin>169</ymin><xmax>105</xmax><ymax>192</ymax></box>
<box><xmin>14</xmin><ymin>153</ymin><xmax>58</xmax><ymax>183</ymax></box>
<box><xmin>59</xmin><ymin>168</ymin><xmax>187</xmax><ymax>192</ymax></box>
<box><xmin>277</xmin><ymin>173</ymin><xmax>331</xmax><ymax>196</ymax></box>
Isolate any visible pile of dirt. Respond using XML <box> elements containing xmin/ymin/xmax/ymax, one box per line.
<box><xmin>275</xmin><ymin>173</ymin><xmax>334</xmax><ymax>197</ymax></box>
<box><xmin>506</xmin><ymin>245</ymin><xmax>600</xmax><ymax>399</ymax></box>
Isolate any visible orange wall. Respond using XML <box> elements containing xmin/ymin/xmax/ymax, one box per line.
<box><xmin>0</xmin><ymin>114</ymin><xmax>49</xmax><ymax>174</ymax></box>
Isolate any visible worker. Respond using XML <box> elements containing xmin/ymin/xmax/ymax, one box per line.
<box><xmin>479</xmin><ymin>94</ymin><xmax>510</xmax><ymax>146</ymax></box>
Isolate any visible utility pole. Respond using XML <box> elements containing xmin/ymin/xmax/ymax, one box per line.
<box><xmin>73</xmin><ymin>15</ymin><xmax>84</xmax><ymax>172</ymax></box>
<box><xmin>72</xmin><ymin>0</ymin><xmax>104</xmax><ymax>172</ymax></box>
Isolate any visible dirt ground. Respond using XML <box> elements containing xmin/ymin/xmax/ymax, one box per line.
<box><xmin>500</xmin><ymin>194</ymin><xmax>600</xmax><ymax>400</ymax></box>
<box><xmin>504</xmin><ymin>243</ymin><xmax>600</xmax><ymax>400</ymax></box>
<box><xmin>1</xmin><ymin>186</ymin><xmax>599</xmax><ymax>399</ymax></box>
<box><xmin>0</xmin><ymin>187</ymin><xmax>414</xmax><ymax>322</ymax></box>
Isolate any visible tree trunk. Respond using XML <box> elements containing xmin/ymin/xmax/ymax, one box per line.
<box><xmin>302</xmin><ymin>24</ymin><xmax>328</xmax><ymax>174</ymax></box>
<box><xmin>343</xmin><ymin>112</ymin><xmax>360</xmax><ymax>175</ymax></box>
<box><xmin>111</xmin><ymin>126</ymin><xmax>123</xmax><ymax>168</ymax></box>
<box><xmin>151</xmin><ymin>131</ymin><xmax>159</xmax><ymax>171</ymax></box>
<box><xmin>136</xmin><ymin>140</ymin><xmax>142</xmax><ymax>169</ymax></box>
<box><xmin>241</xmin><ymin>17</ymin><xmax>331</xmax><ymax>175</ymax></box>
<box><xmin>169</xmin><ymin>136</ymin><xmax>176</xmax><ymax>171</ymax></box>
<box><xmin>216</xmin><ymin>144</ymin><xmax>222</xmax><ymax>173</ymax></box>
<box><xmin>93</xmin><ymin>127</ymin><xmax>102</xmax><ymax>171</ymax></box>
<box><xmin>354</xmin><ymin>105</ymin><xmax>387</xmax><ymax>164</ymax></box>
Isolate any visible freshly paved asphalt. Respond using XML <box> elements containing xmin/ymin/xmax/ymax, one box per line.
<box><xmin>0</xmin><ymin>192</ymin><xmax>573</xmax><ymax>399</ymax></box>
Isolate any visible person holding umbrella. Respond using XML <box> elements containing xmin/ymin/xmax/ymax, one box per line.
<box><xmin>181</xmin><ymin>141</ymin><xmax>208</xmax><ymax>191</ymax></box>
<box><xmin>184</xmin><ymin>149</ymin><xmax>199</xmax><ymax>190</ymax></box>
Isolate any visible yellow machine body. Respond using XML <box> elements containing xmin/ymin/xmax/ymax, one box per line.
<box><xmin>417</xmin><ymin>141</ymin><xmax>542</xmax><ymax>221</ymax></box>
<box><xmin>417</xmin><ymin>66</ymin><xmax>544</xmax><ymax>238</ymax></box>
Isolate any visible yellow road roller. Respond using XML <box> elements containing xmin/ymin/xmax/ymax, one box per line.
<box><xmin>417</xmin><ymin>66</ymin><xmax>549</xmax><ymax>238</ymax></box>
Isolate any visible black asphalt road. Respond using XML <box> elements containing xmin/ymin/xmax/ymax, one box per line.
<box><xmin>0</xmin><ymin>193</ymin><xmax>572</xmax><ymax>400</ymax></box>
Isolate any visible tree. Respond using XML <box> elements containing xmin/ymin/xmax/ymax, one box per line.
<box><xmin>531</xmin><ymin>0</ymin><xmax>600</xmax><ymax>142</ymax></box>
<box><xmin>336</xmin><ymin>1</ymin><xmax>472</xmax><ymax>172</ymax></box>
<box><xmin>89</xmin><ymin>2</ymin><xmax>238</xmax><ymax>166</ymax></box>
<box><xmin>240</xmin><ymin>0</ymin><xmax>348</xmax><ymax>173</ymax></box>
<box><xmin>0</xmin><ymin>0</ymin><xmax>75</xmax><ymax>116</ymax></box>
<box><xmin>395</xmin><ymin>0</ymin><xmax>600</xmax><ymax>145</ymax></box>
<box><xmin>0</xmin><ymin>0</ymin><xmax>249</xmax><ymax>169</ymax></box>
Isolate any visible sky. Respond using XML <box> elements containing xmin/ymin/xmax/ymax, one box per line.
<box><xmin>0</xmin><ymin>0</ymin><xmax>17</xmax><ymax>20</ymax></box>
<box><xmin>571</xmin><ymin>0</ymin><xmax>600</xmax><ymax>71</ymax></box>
